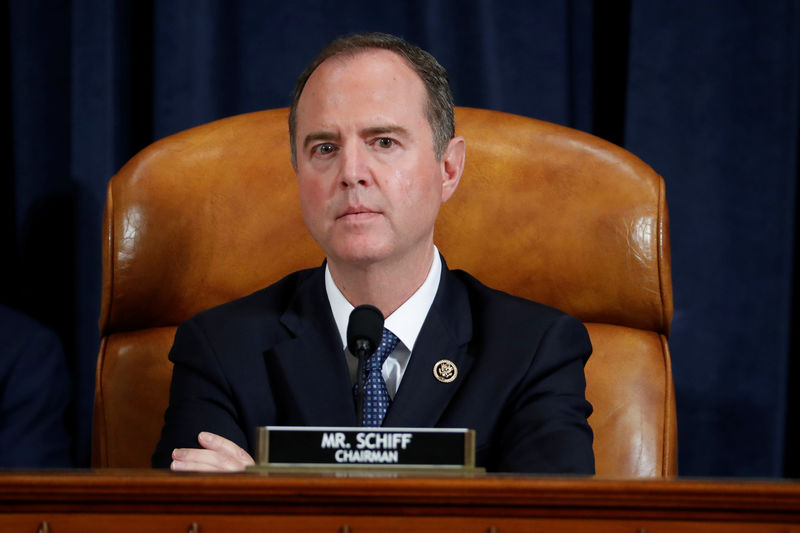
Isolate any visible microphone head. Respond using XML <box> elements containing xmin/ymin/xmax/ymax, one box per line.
<box><xmin>347</xmin><ymin>304</ymin><xmax>384</xmax><ymax>357</ymax></box>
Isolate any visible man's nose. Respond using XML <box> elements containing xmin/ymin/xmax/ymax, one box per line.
<box><xmin>339</xmin><ymin>143</ymin><xmax>372</xmax><ymax>188</ymax></box>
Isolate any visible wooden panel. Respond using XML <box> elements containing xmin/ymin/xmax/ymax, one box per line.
<box><xmin>3</xmin><ymin>514</ymin><xmax>798</xmax><ymax>533</ymax></box>
<box><xmin>1</xmin><ymin>472</ymin><xmax>799</xmax><ymax>529</ymax></box>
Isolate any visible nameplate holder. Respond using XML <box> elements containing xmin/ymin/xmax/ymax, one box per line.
<box><xmin>251</xmin><ymin>426</ymin><xmax>480</xmax><ymax>473</ymax></box>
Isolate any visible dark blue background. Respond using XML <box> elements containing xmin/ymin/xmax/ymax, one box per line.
<box><xmin>3</xmin><ymin>0</ymin><xmax>798</xmax><ymax>477</ymax></box>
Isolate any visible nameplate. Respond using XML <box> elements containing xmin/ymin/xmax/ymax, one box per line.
<box><xmin>253</xmin><ymin>426</ymin><xmax>478</xmax><ymax>471</ymax></box>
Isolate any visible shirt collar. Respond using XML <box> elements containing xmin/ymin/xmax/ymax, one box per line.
<box><xmin>325</xmin><ymin>246</ymin><xmax>442</xmax><ymax>353</ymax></box>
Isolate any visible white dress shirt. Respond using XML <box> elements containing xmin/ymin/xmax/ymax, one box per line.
<box><xmin>325</xmin><ymin>246</ymin><xmax>442</xmax><ymax>399</ymax></box>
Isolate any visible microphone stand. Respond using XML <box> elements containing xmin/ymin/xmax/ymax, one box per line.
<box><xmin>354</xmin><ymin>340</ymin><xmax>370</xmax><ymax>426</ymax></box>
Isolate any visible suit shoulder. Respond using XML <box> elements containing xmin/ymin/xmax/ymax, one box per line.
<box><xmin>187</xmin><ymin>267</ymin><xmax>319</xmax><ymax>329</ymax></box>
<box><xmin>447</xmin><ymin>268</ymin><xmax>589</xmax><ymax>349</ymax></box>
<box><xmin>451</xmin><ymin>269</ymin><xmax>572</xmax><ymax>321</ymax></box>
<box><xmin>447</xmin><ymin>268</ymin><xmax>592</xmax><ymax>370</ymax></box>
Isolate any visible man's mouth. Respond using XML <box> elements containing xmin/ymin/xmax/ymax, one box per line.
<box><xmin>337</xmin><ymin>206</ymin><xmax>380</xmax><ymax>220</ymax></box>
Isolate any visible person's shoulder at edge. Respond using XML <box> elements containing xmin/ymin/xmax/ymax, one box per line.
<box><xmin>0</xmin><ymin>305</ymin><xmax>73</xmax><ymax>468</ymax></box>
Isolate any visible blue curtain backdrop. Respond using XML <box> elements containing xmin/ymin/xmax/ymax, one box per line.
<box><xmin>3</xmin><ymin>0</ymin><xmax>798</xmax><ymax>476</ymax></box>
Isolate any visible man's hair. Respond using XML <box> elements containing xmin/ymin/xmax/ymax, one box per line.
<box><xmin>289</xmin><ymin>32</ymin><xmax>455</xmax><ymax>167</ymax></box>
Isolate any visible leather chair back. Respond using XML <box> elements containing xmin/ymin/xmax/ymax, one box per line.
<box><xmin>93</xmin><ymin>107</ymin><xmax>676</xmax><ymax>476</ymax></box>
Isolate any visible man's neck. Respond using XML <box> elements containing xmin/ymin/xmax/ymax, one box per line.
<box><xmin>327</xmin><ymin>243</ymin><xmax>436</xmax><ymax>318</ymax></box>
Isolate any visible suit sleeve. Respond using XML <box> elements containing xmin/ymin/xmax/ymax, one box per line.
<box><xmin>491</xmin><ymin>314</ymin><xmax>595</xmax><ymax>474</ymax></box>
<box><xmin>152</xmin><ymin>319</ymin><xmax>250</xmax><ymax>468</ymax></box>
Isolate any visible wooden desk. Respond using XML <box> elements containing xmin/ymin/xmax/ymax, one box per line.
<box><xmin>1</xmin><ymin>470</ymin><xmax>798</xmax><ymax>532</ymax></box>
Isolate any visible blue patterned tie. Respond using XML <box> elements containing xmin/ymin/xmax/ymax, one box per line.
<box><xmin>361</xmin><ymin>328</ymin><xmax>399</xmax><ymax>427</ymax></box>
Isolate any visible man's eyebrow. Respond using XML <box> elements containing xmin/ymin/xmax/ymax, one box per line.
<box><xmin>361</xmin><ymin>125</ymin><xmax>410</xmax><ymax>138</ymax></box>
<box><xmin>303</xmin><ymin>131</ymin><xmax>339</xmax><ymax>149</ymax></box>
<box><xmin>302</xmin><ymin>125</ymin><xmax>411</xmax><ymax>149</ymax></box>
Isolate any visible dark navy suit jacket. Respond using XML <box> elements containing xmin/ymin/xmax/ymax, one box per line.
<box><xmin>0</xmin><ymin>305</ymin><xmax>72</xmax><ymax>468</ymax></box>
<box><xmin>153</xmin><ymin>259</ymin><xmax>595</xmax><ymax>473</ymax></box>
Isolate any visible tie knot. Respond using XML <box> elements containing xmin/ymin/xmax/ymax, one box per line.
<box><xmin>366</xmin><ymin>328</ymin><xmax>399</xmax><ymax>371</ymax></box>
<box><xmin>380</xmin><ymin>327</ymin><xmax>399</xmax><ymax>353</ymax></box>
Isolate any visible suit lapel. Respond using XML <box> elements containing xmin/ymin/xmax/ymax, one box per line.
<box><xmin>267</xmin><ymin>267</ymin><xmax>358</xmax><ymax>426</ymax></box>
<box><xmin>383</xmin><ymin>262</ymin><xmax>473</xmax><ymax>427</ymax></box>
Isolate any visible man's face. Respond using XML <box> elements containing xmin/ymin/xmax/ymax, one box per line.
<box><xmin>293</xmin><ymin>49</ymin><xmax>460</xmax><ymax>270</ymax></box>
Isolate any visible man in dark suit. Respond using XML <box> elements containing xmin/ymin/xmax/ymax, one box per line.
<box><xmin>153</xmin><ymin>33</ymin><xmax>594</xmax><ymax>473</ymax></box>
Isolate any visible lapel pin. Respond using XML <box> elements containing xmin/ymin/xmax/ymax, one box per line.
<box><xmin>433</xmin><ymin>359</ymin><xmax>458</xmax><ymax>383</ymax></box>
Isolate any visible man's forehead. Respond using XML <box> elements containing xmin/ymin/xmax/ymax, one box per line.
<box><xmin>295</xmin><ymin>49</ymin><xmax>428</xmax><ymax>131</ymax></box>
<box><xmin>299</xmin><ymin>49</ymin><xmax>424</xmax><ymax>105</ymax></box>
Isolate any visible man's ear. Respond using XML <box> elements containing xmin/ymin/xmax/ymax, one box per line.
<box><xmin>440</xmin><ymin>136</ymin><xmax>465</xmax><ymax>203</ymax></box>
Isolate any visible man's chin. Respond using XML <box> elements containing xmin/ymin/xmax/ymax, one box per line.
<box><xmin>326</xmin><ymin>242</ymin><xmax>393</xmax><ymax>267</ymax></box>
<box><xmin>330</xmin><ymin>251</ymin><xmax>388</xmax><ymax>266</ymax></box>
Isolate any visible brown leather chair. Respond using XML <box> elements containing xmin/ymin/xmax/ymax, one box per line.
<box><xmin>93</xmin><ymin>107</ymin><xmax>677</xmax><ymax>477</ymax></box>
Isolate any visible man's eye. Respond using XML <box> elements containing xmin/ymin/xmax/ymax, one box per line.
<box><xmin>314</xmin><ymin>143</ymin><xmax>336</xmax><ymax>156</ymax></box>
<box><xmin>376</xmin><ymin>138</ymin><xmax>395</xmax><ymax>149</ymax></box>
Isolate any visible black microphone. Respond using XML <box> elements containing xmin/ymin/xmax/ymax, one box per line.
<box><xmin>347</xmin><ymin>304</ymin><xmax>384</xmax><ymax>424</ymax></box>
